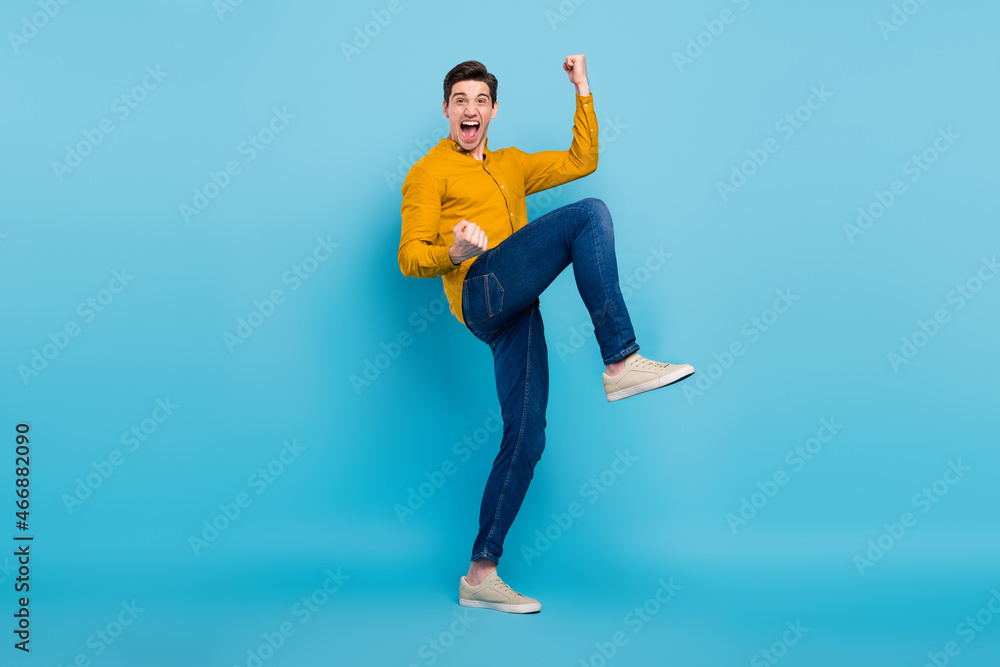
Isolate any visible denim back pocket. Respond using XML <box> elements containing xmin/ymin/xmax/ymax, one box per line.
<box><xmin>462</xmin><ymin>273</ymin><xmax>504</xmax><ymax>327</ymax></box>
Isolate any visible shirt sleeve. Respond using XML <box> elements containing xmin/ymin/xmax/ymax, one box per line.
<box><xmin>520</xmin><ymin>93</ymin><xmax>599</xmax><ymax>195</ymax></box>
<box><xmin>398</xmin><ymin>164</ymin><xmax>459</xmax><ymax>278</ymax></box>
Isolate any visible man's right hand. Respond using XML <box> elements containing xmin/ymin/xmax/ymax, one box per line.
<box><xmin>449</xmin><ymin>219</ymin><xmax>489</xmax><ymax>265</ymax></box>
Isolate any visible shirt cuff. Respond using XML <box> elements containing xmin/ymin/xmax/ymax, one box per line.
<box><xmin>434</xmin><ymin>244</ymin><xmax>458</xmax><ymax>273</ymax></box>
<box><xmin>576</xmin><ymin>93</ymin><xmax>597</xmax><ymax>147</ymax></box>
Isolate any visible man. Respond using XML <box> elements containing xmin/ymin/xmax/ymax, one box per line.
<box><xmin>397</xmin><ymin>56</ymin><xmax>694</xmax><ymax>614</ymax></box>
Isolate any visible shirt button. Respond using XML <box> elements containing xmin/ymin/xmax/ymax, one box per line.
<box><xmin>501</xmin><ymin>185</ymin><xmax>504</xmax><ymax>188</ymax></box>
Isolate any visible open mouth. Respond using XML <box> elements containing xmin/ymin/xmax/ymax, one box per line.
<box><xmin>460</xmin><ymin>119</ymin><xmax>480</xmax><ymax>142</ymax></box>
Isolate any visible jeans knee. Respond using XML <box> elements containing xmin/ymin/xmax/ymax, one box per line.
<box><xmin>579</xmin><ymin>197</ymin><xmax>608</xmax><ymax>214</ymax></box>
<box><xmin>578</xmin><ymin>197</ymin><xmax>612</xmax><ymax>231</ymax></box>
<box><xmin>523</xmin><ymin>430</ymin><xmax>545</xmax><ymax>466</ymax></box>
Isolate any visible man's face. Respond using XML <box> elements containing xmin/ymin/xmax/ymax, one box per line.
<box><xmin>443</xmin><ymin>80</ymin><xmax>497</xmax><ymax>153</ymax></box>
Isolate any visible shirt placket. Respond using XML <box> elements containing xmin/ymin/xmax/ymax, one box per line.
<box><xmin>481</xmin><ymin>153</ymin><xmax>514</xmax><ymax>235</ymax></box>
<box><xmin>451</xmin><ymin>141</ymin><xmax>516</xmax><ymax>236</ymax></box>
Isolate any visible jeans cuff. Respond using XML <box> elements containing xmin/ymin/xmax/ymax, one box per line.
<box><xmin>471</xmin><ymin>551</ymin><xmax>499</xmax><ymax>564</ymax></box>
<box><xmin>605</xmin><ymin>343</ymin><xmax>639</xmax><ymax>366</ymax></box>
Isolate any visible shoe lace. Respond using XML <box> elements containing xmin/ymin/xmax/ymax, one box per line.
<box><xmin>492</xmin><ymin>577</ymin><xmax>521</xmax><ymax>598</ymax></box>
<box><xmin>632</xmin><ymin>355</ymin><xmax>669</xmax><ymax>371</ymax></box>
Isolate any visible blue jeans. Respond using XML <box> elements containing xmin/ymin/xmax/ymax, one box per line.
<box><xmin>461</xmin><ymin>197</ymin><xmax>639</xmax><ymax>563</ymax></box>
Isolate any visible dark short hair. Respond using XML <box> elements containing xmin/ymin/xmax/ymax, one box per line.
<box><xmin>443</xmin><ymin>61</ymin><xmax>498</xmax><ymax>104</ymax></box>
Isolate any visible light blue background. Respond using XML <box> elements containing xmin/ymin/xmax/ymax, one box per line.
<box><xmin>2</xmin><ymin>1</ymin><xmax>998</xmax><ymax>665</ymax></box>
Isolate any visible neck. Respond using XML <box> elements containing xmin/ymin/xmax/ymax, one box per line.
<box><xmin>449</xmin><ymin>134</ymin><xmax>486</xmax><ymax>161</ymax></box>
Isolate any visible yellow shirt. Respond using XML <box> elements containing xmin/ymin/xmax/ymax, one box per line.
<box><xmin>398</xmin><ymin>93</ymin><xmax>600</xmax><ymax>326</ymax></box>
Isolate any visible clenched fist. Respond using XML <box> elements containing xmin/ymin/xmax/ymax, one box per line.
<box><xmin>563</xmin><ymin>54</ymin><xmax>589</xmax><ymax>95</ymax></box>
<box><xmin>449</xmin><ymin>219</ymin><xmax>489</xmax><ymax>265</ymax></box>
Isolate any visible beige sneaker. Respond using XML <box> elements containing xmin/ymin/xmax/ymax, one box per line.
<box><xmin>459</xmin><ymin>571</ymin><xmax>541</xmax><ymax>614</ymax></box>
<box><xmin>603</xmin><ymin>352</ymin><xmax>695</xmax><ymax>402</ymax></box>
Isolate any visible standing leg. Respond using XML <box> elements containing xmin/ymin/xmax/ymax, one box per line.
<box><xmin>470</xmin><ymin>299</ymin><xmax>548</xmax><ymax>565</ymax></box>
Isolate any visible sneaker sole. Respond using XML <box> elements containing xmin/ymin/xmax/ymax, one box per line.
<box><xmin>606</xmin><ymin>365</ymin><xmax>695</xmax><ymax>402</ymax></box>
<box><xmin>459</xmin><ymin>598</ymin><xmax>541</xmax><ymax>614</ymax></box>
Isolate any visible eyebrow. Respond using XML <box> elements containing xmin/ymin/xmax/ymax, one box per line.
<box><xmin>451</xmin><ymin>92</ymin><xmax>490</xmax><ymax>100</ymax></box>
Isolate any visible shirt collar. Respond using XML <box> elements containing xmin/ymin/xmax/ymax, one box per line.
<box><xmin>441</xmin><ymin>136</ymin><xmax>490</xmax><ymax>157</ymax></box>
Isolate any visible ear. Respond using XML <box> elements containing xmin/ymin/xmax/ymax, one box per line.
<box><xmin>490</xmin><ymin>102</ymin><xmax>498</xmax><ymax>119</ymax></box>
<box><xmin>442</xmin><ymin>100</ymin><xmax>448</xmax><ymax>118</ymax></box>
